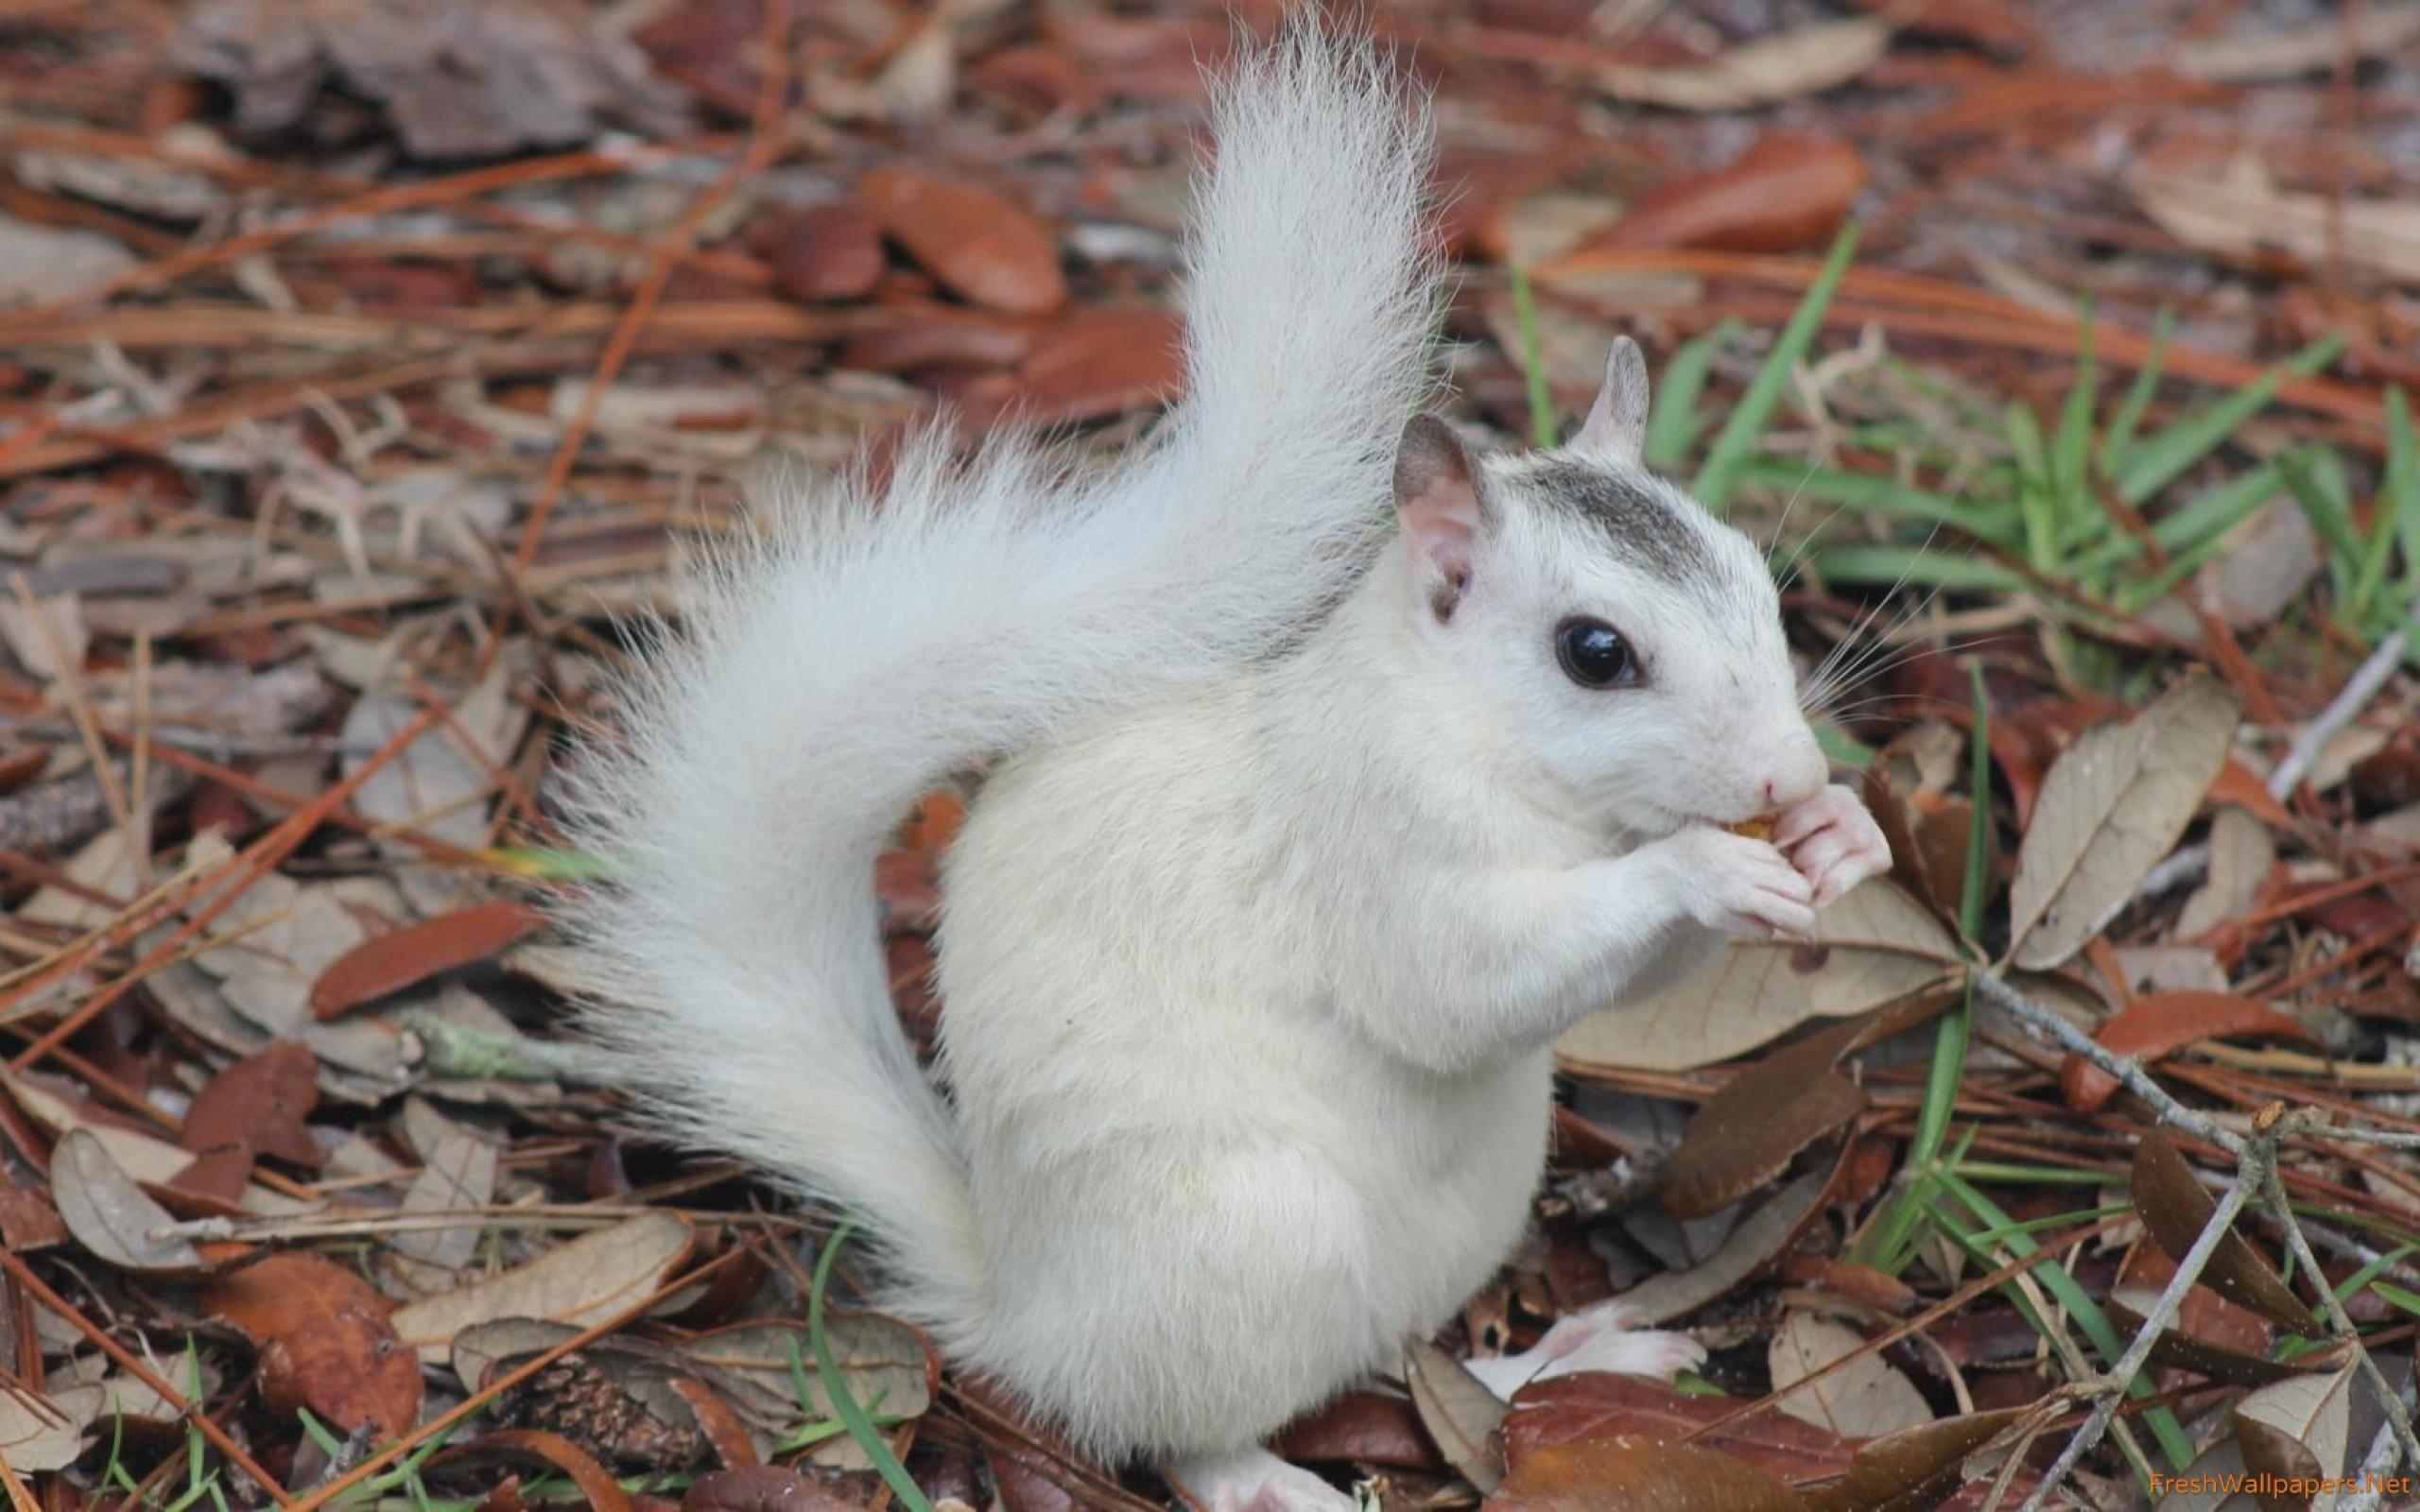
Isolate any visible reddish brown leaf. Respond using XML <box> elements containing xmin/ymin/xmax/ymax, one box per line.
<box><xmin>857</xmin><ymin>168</ymin><xmax>1066</xmax><ymax>317</ymax></box>
<box><xmin>311</xmin><ymin>900</ymin><xmax>544</xmax><ymax>1020</ymax></box>
<box><xmin>1504</xmin><ymin>1374</ymin><xmax>1853</xmax><ymax>1486</ymax></box>
<box><xmin>0</xmin><ymin>1185</ymin><xmax>69</xmax><ymax>1250</ymax></box>
<box><xmin>1799</xmin><ymin>1408</ymin><xmax>2028</xmax><ymax>1512</ymax></box>
<box><xmin>1585</xmin><ymin>135</ymin><xmax>1866</xmax><ymax>256</ymax></box>
<box><xmin>2132</xmin><ymin>1129</ymin><xmax>2311</xmax><ymax>1331</ymax></box>
<box><xmin>1001</xmin><ymin>307</ymin><xmax>1185</xmax><ymax>428</ymax></box>
<box><xmin>204</xmin><ymin>1252</ymin><xmax>424</xmax><ymax>1438</ymax></box>
<box><xmin>2207</xmin><ymin>759</ymin><xmax>2295</xmax><ymax>829</ymax></box>
<box><xmin>180</xmin><ymin>1040</ymin><xmax>320</xmax><ymax>1167</ymax></box>
<box><xmin>838</xmin><ymin>308</ymin><xmax>1038</xmax><ymax>373</ymax></box>
<box><xmin>1493</xmin><ymin>1436</ymin><xmax>1806</xmax><ymax>1511</ymax></box>
<box><xmin>1780</xmin><ymin>1258</ymin><xmax>1919</xmax><ymax>1315</ymax></box>
<box><xmin>2061</xmin><ymin>991</ymin><xmax>2321</xmax><ymax>1112</ymax></box>
<box><xmin>1659</xmin><ymin>1015</ymin><xmax>1868</xmax><ymax>1220</ymax></box>
<box><xmin>1274</xmin><ymin>1390</ymin><xmax>1441</xmax><ymax>1469</ymax></box>
<box><xmin>756</xmin><ymin>202</ymin><xmax>886</xmax><ymax>305</ymax></box>
<box><xmin>664</xmin><ymin>1377</ymin><xmax>757</xmax><ymax>1469</ymax></box>
<box><xmin>439</xmin><ymin>1431</ymin><xmax>634</xmax><ymax>1512</ymax></box>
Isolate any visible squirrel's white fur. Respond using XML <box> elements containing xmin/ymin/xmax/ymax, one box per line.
<box><xmin>568</xmin><ymin>15</ymin><xmax>1889</xmax><ymax>1489</ymax></box>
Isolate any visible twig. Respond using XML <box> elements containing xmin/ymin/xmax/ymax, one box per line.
<box><xmin>2270</xmin><ymin>619</ymin><xmax>2412</xmax><ymax>802</ymax></box>
<box><xmin>2258</xmin><ymin>1158</ymin><xmax>2420</xmax><ymax>1469</ymax></box>
<box><xmin>2014</xmin><ymin>1146</ymin><xmax>2260</xmax><ymax>1512</ymax></box>
<box><xmin>1972</xmin><ymin>966</ymin><xmax>2245</xmax><ymax>1154</ymax></box>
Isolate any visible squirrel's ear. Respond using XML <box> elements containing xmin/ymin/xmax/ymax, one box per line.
<box><xmin>1393</xmin><ymin>414</ymin><xmax>1485</xmax><ymax>620</ymax></box>
<box><xmin>1573</xmin><ymin>336</ymin><xmax>1651</xmax><ymax>465</ymax></box>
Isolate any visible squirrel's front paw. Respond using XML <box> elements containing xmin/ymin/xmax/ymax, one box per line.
<box><xmin>1773</xmin><ymin>783</ymin><xmax>1892</xmax><ymax>908</ymax></box>
<box><xmin>1657</xmin><ymin>827</ymin><xmax>1816</xmax><ymax>941</ymax></box>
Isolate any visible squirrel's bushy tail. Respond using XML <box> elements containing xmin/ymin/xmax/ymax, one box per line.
<box><xmin>562</xmin><ymin>19</ymin><xmax>1435</xmax><ymax>1345</ymax></box>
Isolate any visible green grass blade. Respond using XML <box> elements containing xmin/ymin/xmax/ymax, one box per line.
<box><xmin>1644</xmin><ymin>318</ymin><xmax>1738</xmax><ymax>470</ymax></box>
<box><xmin>808</xmin><ymin>1222</ymin><xmax>936</xmax><ymax>1512</ymax></box>
<box><xmin>2053</xmin><ymin>308</ymin><xmax>2099</xmax><ymax>524</ymax></box>
<box><xmin>1734</xmin><ymin>458</ymin><xmax>2023</xmax><ymax>543</ymax></box>
<box><xmin>2275</xmin><ymin>448</ymin><xmax>2364</xmax><ymax>610</ymax></box>
<box><xmin>1695</xmin><ymin>224</ymin><xmax>1861</xmax><ymax>514</ymax></box>
<box><xmin>1960</xmin><ymin>663</ymin><xmax>1991</xmax><ymax>942</ymax></box>
<box><xmin>1807</xmin><ymin>545</ymin><xmax>2029</xmax><ymax>593</ymax></box>
<box><xmin>1933</xmin><ymin>1171</ymin><xmax>2195</xmax><ymax>1471</ymax></box>
<box><xmin>2117</xmin><ymin>334</ymin><xmax>2344</xmax><ymax>505</ymax></box>
<box><xmin>2353</xmin><ymin>387</ymin><xmax>2416</xmax><ymax>628</ymax></box>
<box><xmin>2099</xmin><ymin>306</ymin><xmax>2172</xmax><ymax>479</ymax></box>
<box><xmin>1509</xmin><ymin>264</ymin><xmax>1559</xmax><ymax>450</ymax></box>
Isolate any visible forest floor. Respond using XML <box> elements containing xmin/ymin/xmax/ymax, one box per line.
<box><xmin>3</xmin><ymin>1</ymin><xmax>2420</xmax><ymax>1509</ymax></box>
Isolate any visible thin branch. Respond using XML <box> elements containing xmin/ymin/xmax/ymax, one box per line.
<box><xmin>2014</xmin><ymin>1152</ymin><xmax>2260</xmax><ymax>1512</ymax></box>
<box><xmin>2258</xmin><ymin>1160</ymin><xmax>2420</xmax><ymax>1469</ymax></box>
<box><xmin>1971</xmin><ymin>966</ymin><xmax>2244</xmax><ymax>1153</ymax></box>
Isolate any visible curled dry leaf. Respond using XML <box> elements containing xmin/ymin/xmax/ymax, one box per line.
<box><xmin>1767</xmin><ymin>1314</ymin><xmax>1933</xmax><ymax>1440</ymax></box>
<box><xmin>1799</xmin><ymin>1406</ymin><xmax>2026</xmax><ymax>1512</ymax></box>
<box><xmin>312</xmin><ymin>899</ymin><xmax>544</xmax><ymax>1020</ymax></box>
<box><xmin>49</xmin><ymin>1129</ymin><xmax>204</xmax><ymax>1273</ymax></box>
<box><xmin>2132</xmin><ymin>1129</ymin><xmax>2310</xmax><ymax>1331</ymax></box>
<box><xmin>2008</xmin><ymin>676</ymin><xmax>2242</xmax><ymax>971</ymax></box>
<box><xmin>1591</xmin><ymin>19</ymin><xmax>1890</xmax><ymax>111</ymax></box>
<box><xmin>2131</xmin><ymin>155</ymin><xmax>2420</xmax><ymax>287</ymax></box>
<box><xmin>2060</xmin><ymin>991</ymin><xmax>2320</xmax><ymax>1113</ymax></box>
<box><xmin>1491</xmin><ymin>1435</ymin><xmax>1806</xmax><ymax>1511</ymax></box>
<box><xmin>1658</xmin><ymin>1014</ymin><xmax>1873</xmax><ymax>1220</ymax></box>
<box><xmin>2230</xmin><ymin>1358</ymin><xmax>2356</xmax><ymax>1506</ymax></box>
<box><xmin>1619</xmin><ymin>1165</ymin><xmax>1835</xmax><ymax>1326</ymax></box>
<box><xmin>1406</xmin><ymin>1335</ymin><xmax>1508</xmax><ymax>1492</ymax></box>
<box><xmin>391</xmin><ymin>1211</ymin><xmax>695</xmax><ymax>1366</ymax></box>
<box><xmin>1560</xmin><ymin>878</ymin><xmax>1960</xmax><ymax>1073</ymax></box>
<box><xmin>203</xmin><ymin>1251</ymin><xmax>424</xmax><ymax>1439</ymax></box>
<box><xmin>2106</xmin><ymin>1286</ymin><xmax>2303</xmax><ymax>1388</ymax></box>
<box><xmin>858</xmin><ymin>167</ymin><xmax>1066</xmax><ymax>317</ymax></box>
<box><xmin>435</xmin><ymin>1428</ymin><xmax>635</xmax><ymax>1512</ymax></box>
<box><xmin>1585</xmin><ymin>135</ymin><xmax>1865</xmax><ymax>256</ymax></box>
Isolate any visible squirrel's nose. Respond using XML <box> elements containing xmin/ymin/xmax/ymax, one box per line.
<box><xmin>1760</xmin><ymin>738</ymin><xmax>1828</xmax><ymax>813</ymax></box>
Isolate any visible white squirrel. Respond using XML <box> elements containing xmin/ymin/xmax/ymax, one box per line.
<box><xmin>567</xmin><ymin>19</ymin><xmax>1892</xmax><ymax>1512</ymax></box>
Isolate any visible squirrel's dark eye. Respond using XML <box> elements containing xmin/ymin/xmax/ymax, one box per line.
<box><xmin>1555</xmin><ymin>617</ymin><xmax>1637</xmax><ymax>689</ymax></box>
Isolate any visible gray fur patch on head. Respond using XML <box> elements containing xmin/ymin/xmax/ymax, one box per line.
<box><xmin>1515</xmin><ymin>455</ymin><xmax>1723</xmax><ymax>590</ymax></box>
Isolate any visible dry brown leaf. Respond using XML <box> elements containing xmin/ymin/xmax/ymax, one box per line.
<box><xmin>1658</xmin><ymin>1015</ymin><xmax>1874</xmax><ymax>1220</ymax></box>
<box><xmin>2061</xmin><ymin>992</ymin><xmax>2319</xmax><ymax>1113</ymax></box>
<box><xmin>2007</xmin><ymin>676</ymin><xmax>2242</xmax><ymax>971</ymax></box>
<box><xmin>1800</xmin><ymin>1408</ymin><xmax>2028</xmax><ymax>1512</ymax></box>
<box><xmin>2105</xmin><ymin>1287</ymin><xmax>2304</xmax><ymax>1389</ymax></box>
<box><xmin>2230</xmin><ymin>1358</ymin><xmax>2355</xmax><ymax>1504</ymax></box>
<box><xmin>1583</xmin><ymin>135</ymin><xmax>1866</xmax><ymax>256</ymax></box>
<box><xmin>1593</xmin><ymin>20</ymin><xmax>1888</xmax><ymax>111</ymax></box>
<box><xmin>1767</xmin><ymin>1314</ymin><xmax>1932</xmax><ymax>1439</ymax></box>
<box><xmin>1405</xmin><ymin>1335</ymin><xmax>1507</xmax><ymax>1492</ymax></box>
<box><xmin>0</xmin><ymin>1380</ymin><xmax>103</xmax><ymax>1472</ymax></box>
<box><xmin>2176</xmin><ymin>807</ymin><xmax>2274</xmax><ymax>939</ymax></box>
<box><xmin>757</xmin><ymin>201</ymin><xmax>887</xmax><ymax>305</ymax></box>
<box><xmin>4</xmin><ymin>1068</ymin><xmax>311</xmax><ymax>1216</ymax></box>
<box><xmin>2130</xmin><ymin>155</ymin><xmax>2420</xmax><ymax>288</ymax></box>
<box><xmin>204</xmin><ymin>1252</ymin><xmax>424</xmax><ymax>1438</ymax></box>
<box><xmin>48</xmin><ymin>1129</ymin><xmax>205</xmax><ymax>1273</ymax></box>
<box><xmin>2174</xmin><ymin>3</ymin><xmax>2420</xmax><ymax>81</ymax></box>
<box><xmin>390</xmin><ymin>1211</ymin><xmax>694</xmax><ymax>1366</ymax></box>
<box><xmin>312</xmin><ymin>900</ymin><xmax>544</xmax><ymax>1019</ymax></box>
<box><xmin>2132</xmin><ymin>1130</ymin><xmax>2310</xmax><ymax>1332</ymax></box>
<box><xmin>1493</xmin><ymin>1436</ymin><xmax>1807</xmax><ymax>1511</ymax></box>
<box><xmin>1503</xmin><ymin>1371</ymin><xmax>1853</xmax><ymax>1486</ymax></box>
<box><xmin>1559</xmin><ymin>879</ymin><xmax>1960</xmax><ymax>1073</ymax></box>
<box><xmin>858</xmin><ymin>167</ymin><xmax>1067</xmax><ymax>317</ymax></box>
